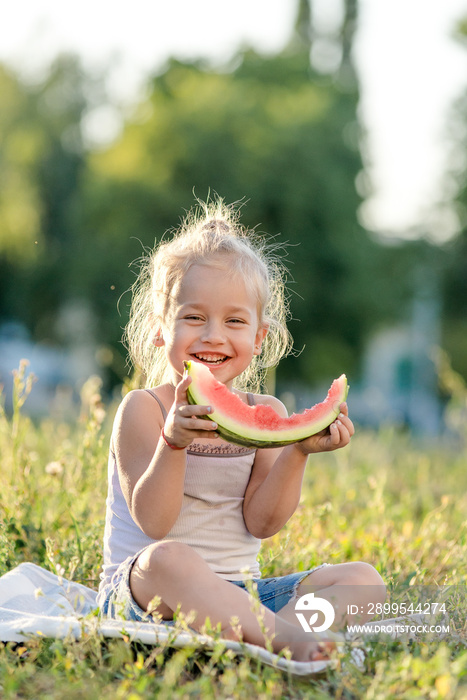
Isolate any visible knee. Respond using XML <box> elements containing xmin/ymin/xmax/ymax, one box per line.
<box><xmin>143</xmin><ymin>540</ymin><xmax>199</xmax><ymax>575</ymax></box>
<box><xmin>347</xmin><ymin>562</ymin><xmax>386</xmax><ymax>602</ymax></box>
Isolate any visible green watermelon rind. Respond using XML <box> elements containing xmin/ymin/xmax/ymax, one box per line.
<box><xmin>184</xmin><ymin>361</ymin><xmax>349</xmax><ymax>449</ymax></box>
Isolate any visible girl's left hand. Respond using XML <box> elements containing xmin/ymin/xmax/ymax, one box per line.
<box><xmin>293</xmin><ymin>402</ymin><xmax>354</xmax><ymax>455</ymax></box>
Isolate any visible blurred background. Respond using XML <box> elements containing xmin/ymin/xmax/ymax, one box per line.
<box><xmin>1</xmin><ymin>0</ymin><xmax>466</xmax><ymax>434</ymax></box>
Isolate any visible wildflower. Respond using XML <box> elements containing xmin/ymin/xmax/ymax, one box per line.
<box><xmin>94</xmin><ymin>405</ymin><xmax>106</xmax><ymax>425</ymax></box>
<box><xmin>45</xmin><ymin>461</ymin><xmax>63</xmax><ymax>476</ymax></box>
<box><xmin>80</xmin><ymin>376</ymin><xmax>103</xmax><ymax>407</ymax></box>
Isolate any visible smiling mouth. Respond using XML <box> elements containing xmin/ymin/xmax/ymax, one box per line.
<box><xmin>192</xmin><ymin>353</ymin><xmax>229</xmax><ymax>365</ymax></box>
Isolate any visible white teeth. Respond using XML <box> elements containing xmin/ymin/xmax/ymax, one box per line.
<box><xmin>194</xmin><ymin>354</ymin><xmax>227</xmax><ymax>364</ymax></box>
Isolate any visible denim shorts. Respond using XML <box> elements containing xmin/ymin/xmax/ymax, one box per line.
<box><xmin>97</xmin><ymin>550</ymin><xmax>330</xmax><ymax>624</ymax></box>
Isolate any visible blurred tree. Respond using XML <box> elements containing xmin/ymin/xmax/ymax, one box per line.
<box><xmin>0</xmin><ymin>66</ymin><xmax>43</xmax><ymax>329</ymax></box>
<box><xmin>294</xmin><ymin>0</ymin><xmax>312</xmax><ymax>48</ymax></box>
<box><xmin>79</xmin><ymin>0</ymin><xmax>391</xmax><ymax>386</ymax></box>
<box><xmin>0</xmin><ymin>56</ymin><xmax>89</xmax><ymax>341</ymax></box>
<box><xmin>0</xmin><ymin>67</ymin><xmax>42</xmax><ymax>261</ymax></box>
<box><xmin>439</xmin><ymin>16</ymin><xmax>467</xmax><ymax>380</ymax></box>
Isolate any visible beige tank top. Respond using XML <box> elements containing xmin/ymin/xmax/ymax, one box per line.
<box><xmin>148</xmin><ymin>390</ymin><xmax>261</xmax><ymax>581</ymax></box>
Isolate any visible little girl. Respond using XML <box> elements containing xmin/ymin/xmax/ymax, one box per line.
<box><xmin>97</xmin><ymin>200</ymin><xmax>385</xmax><ymax>661</ymax></box>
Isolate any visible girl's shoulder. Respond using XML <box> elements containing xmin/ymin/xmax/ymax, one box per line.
<box><xmin>115</xmin><ymin>384</ymin><xmax>173</xmax><ymax>425</ymax></box>
<box><xmin>120</xmin><ymin>383</ymin><xmax>173</xmax><ymax>403</ymax></box>
<box><xmin>111</xmin><ymin>386</ymin><xmax>174</xmax><ymax>468</ymax></box>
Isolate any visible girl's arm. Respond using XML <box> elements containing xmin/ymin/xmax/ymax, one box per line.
<box><xmin>114</xmin><ymin>376</ymin><xmax>217</xmax><ymax>540</ymax></box>
<box><xmin>242</xmin><ymin>397</ymin><xmax>354</xmax><ymax>539</ymax></box>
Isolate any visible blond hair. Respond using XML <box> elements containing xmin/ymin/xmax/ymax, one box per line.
<box><xmin>124</xmin><ymin>199</ymin><xmax>292</xmax><ymax>392</ymax></box>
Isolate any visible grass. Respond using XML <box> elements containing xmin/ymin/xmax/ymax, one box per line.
<box><xmin>1</xmin><ymin>359</ymin><xmax>467</xmax><ymax>698</ymax></box>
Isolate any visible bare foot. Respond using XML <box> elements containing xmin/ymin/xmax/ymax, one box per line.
<box><xmin>221</xmin><ymin>625</ymin><xmax>335</xmax><ymax>662</ymax></box>
<box><xmin>282</xmin><ymin>636</ymin><xmax>335</xmax><ymax>662</ymax></box>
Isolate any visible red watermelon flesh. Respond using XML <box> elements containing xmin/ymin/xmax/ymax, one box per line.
<box><xmin>184</xmin><ymin>360</ymin><xmax>348</xmax><ymax>448</ymax></box>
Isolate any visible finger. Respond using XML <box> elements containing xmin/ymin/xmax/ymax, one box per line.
<box><xmin>178</xmin><ymin>404</ymin><xmax>213</xmax><ymax>417</ymax></box>
<box><xmin>331</xmin><ymin>419</ymin><xmax>347</xmax><ymax>447</ymax></box>
<box><xmin>337</xmin><ymin>413</ymin><xmax>355</xmax><ymax>436</ymax></box>
<box><xmin>327</xmin><ymin>419</ymin><xmax>350</xmax><ymax>447</ymax></box>
<box><xmin>327</xmin><ymin>422</ymin><xmax>341</xmax><ymax>447</ymax></box>
<box><xmin>191</xmin><ymin>430</ymin><xmax>219</xmax><ymax>439</ymax></box>
<box><xmin>180</xmin><ymin>416</ymin><xmax>218</xmax><ymax>432</ymax></box>
<box><xmin>174</xmin><ymin>375</ymin><xmax>192</xmax><ymax>405</ymax></box>
<box><xmin>338</xmin><ymin>402</ymin><xmax>348</xmax><ymax>416</ymax></box>
<box><xmin>334</xmin><ymin>419</ymin><xmax>351</xmax><ymax>446</ymax></box>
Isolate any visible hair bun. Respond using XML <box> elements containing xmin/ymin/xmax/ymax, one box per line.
<box><xmin>201</xmin><ymin>219</ymin><xmax>231</xmax><ymax>234</ymax></box>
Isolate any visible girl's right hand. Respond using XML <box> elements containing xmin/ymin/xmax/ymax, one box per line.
<box><xmin>162</xmin><ymin>375</ymin><xmax>219</xmax><ymax>449</ymax></box>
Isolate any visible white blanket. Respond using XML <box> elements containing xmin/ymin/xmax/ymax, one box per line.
<box><xmin>0</xmin><ymin>563</ymin><xmax>334</xmax><ymax>676</ymax></box>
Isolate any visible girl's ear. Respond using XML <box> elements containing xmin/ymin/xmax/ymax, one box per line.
<box><xmin>148</xmin><ymin>312</ymin><xmax>165</xmax><ymax>347</ymax></box>
<box><xmin>253</xmin><ymin>323</ymin><xmax>269</xmax><ymax>356</ymax></box>
<box><xmin>152</xmin><ymin>330</ymin><xmax>165</xmax><ymax>347</ymax></box>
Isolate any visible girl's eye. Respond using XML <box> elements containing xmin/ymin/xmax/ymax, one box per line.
<box><xmin>185</xmin><ymin>315</ymin><xmax>203</xmax><ymax>321</ymax></box>
<box><xmin>228</xmin><ymin>318</ymin><xmax>245</xmax><ymax>325</ymax></box>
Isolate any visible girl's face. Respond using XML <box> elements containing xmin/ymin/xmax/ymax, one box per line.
<box><xmin>161</xmin><ymin>262</ymin><xmax>268</xmax><ymax>388</ymax></box>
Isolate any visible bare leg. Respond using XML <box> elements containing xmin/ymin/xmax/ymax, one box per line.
<box><xmin>277</xmin><ymin>562</ymin><xmax>386</xmax><ymax>629</ymax></box>
<box><xmin>130</xmin><ymin>541</ymin><xmax>335</xmax><ymax>662</ymax></box>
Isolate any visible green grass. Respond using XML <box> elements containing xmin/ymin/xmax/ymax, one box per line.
<box><xmin>1</xmin><ymin>359</ymin><xmax>467</xmax><ymax>699</ymax></box>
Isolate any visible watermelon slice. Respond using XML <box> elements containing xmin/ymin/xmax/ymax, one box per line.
<box><xmin>184</xmin><ymin>360</ymin><xmax>349</xmax><ymax>448</ymax></box>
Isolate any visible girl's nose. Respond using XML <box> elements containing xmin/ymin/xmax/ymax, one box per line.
<box><xmin>201</xmin><ymin>321</ymin><xmax>225</xmax><ymax>344</ymax></box>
